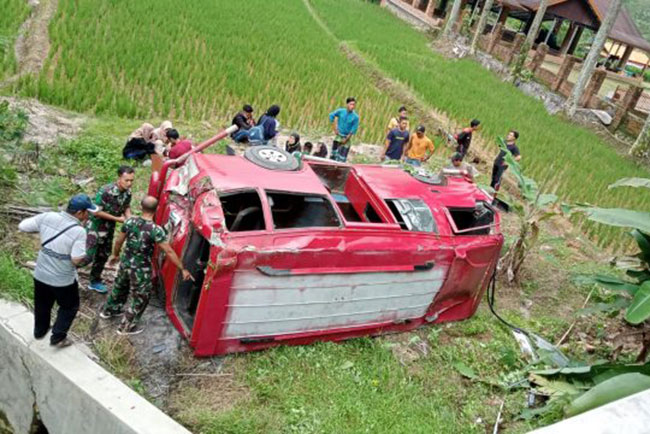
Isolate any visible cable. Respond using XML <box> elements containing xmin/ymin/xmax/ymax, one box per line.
<box><xmin>486</xmin><ymin>271</ymin><xmax>530</xmax><ymax>337</ymax></box>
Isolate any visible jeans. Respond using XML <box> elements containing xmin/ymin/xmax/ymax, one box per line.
<box><xmin>330</xmin><ymin>139</ymin><xmax>350</xmax><ymax>162</ymax></box>
<box><xmin>232</xmin><ymin>129</ymin><xmax>251</xmax><ymax>143</ymax></box>
<box><xmin>405</xmin><ymin>157</ymin><xmax>421</xmax><ymax>167</ymax></box>
<box><xmin>33</xmin><ymin>278</ymin><xmax>79</xmax><ymax>344</ymax></box>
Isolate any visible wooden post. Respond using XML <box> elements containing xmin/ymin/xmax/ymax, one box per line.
<box><xmin>524</xmin><ymin>0</ymin><xmax>549</xmax><ymax>49</ymax></box>
<box><xmin>544</xmin><ymin>17</ymin><xmax>558</xmax><ymax>44</ymax></box>
<box><xmin>443</xmin><ymin>0</ymin><xmax>463</xmax><ymax>37</ymax></box>
<box><xmin>529</xmin><ymin>42</ymin><xmax>549</xmax><ymax>73</ymax></box>
<box><xmin>629</xmin><ymin>112</ymin><xmax>650</xmax><ymax>158</ymax></box>
<box><xmin>552</xmin><ymin>55</ymin><xmax>578</xmax><ymax>91</ymax></box>
<box><xmin>580</xmin><ymin>69</ymin><xmax>607</xmax><ymax>107</ymax></box>
<box><xmin>498</xmin><ymin>6</ymin><xmax>509</xmax><ymax>24</ymax></box>
<box><xmin>470</xmin><ymin>0</ymin><xmax>495</xmax><ymax>55</ymax></box>
<box><xmin>560</xmin><ymin>22</ymin><xmax>577</xmax><ymax>54</ymax></box>
<box><xmin>454</xmin><ymin>0</ymin><xmax>470</xmax><ymax>32</ymax></box>
<box><xmin>564</xmin><ymin>0</ymin><xmax>623</xmax><ymax>116</ymax></box>
<box><xmin>488</xmin><ymin>22</ymin><xmax>504</xmax><ymax>54</ymax></box>
<box><xmin>617</xmin><ymin>45</ymin><xmax>633</xmax><ymax>69</ymax></box>
<box><xmin>610</xmin><ymin>85</ymin><xmax>644</xmax><ymax>131</ymax></box>
<box><xmin>425</xmin><ymin>0</ymin><xmax>436</xmax><ymax>16</ymax></box>
<box><xmin>568</xmin><ymin>25</ymin><xmax>584</xmax><ymax>55</ymax></box>
<box><xmin>508</xmin><ymin>32</ymin><xmax>526</xmax><ymax>65</ymax></box>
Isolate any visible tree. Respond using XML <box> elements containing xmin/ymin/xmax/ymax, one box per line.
<box><xmin>523</xmin><ymin>0</ymin><xmax>549</xmax><ymax>50</ymax></box>
<box><xmin>470</xmin><ymin>0</ymin><xmax>495</xmax><ymax>55</ymax></box>
<box><xmin>443</xmin><ymin>0</ymin><xmax>464</xmax><ymax>38</ymax></box>
<box><xmin>629</xmin><ymin>114</ymin><xmax>650</xmax><ymax>158</ymax></box>
<box><xmin>564</xmin><ymin>0</ymin><xmax>623</xmax><ymax>117</ymax></box>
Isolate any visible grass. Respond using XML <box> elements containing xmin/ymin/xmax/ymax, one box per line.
<box><xmin>0</xmin><ymin>253</ymin><xmax>33</xmax><ymax>305</ymax></box>
<box><xmin>0</xmin><ymin>0</ymin><xmax>30</xmax><ymax>80</ymax></box>
<box><xmin>309</xmin><ymin>0</ymin><xmax>650</xmax><ymax>249</ymax></box>
<box><xmin>14</xmin><ymin>0</ymin><xmax>398</xmax><ymax>143</ymax></box>
<box><xmin>172</xmin><ymin>314</ymin><xmax>536</xmax><ymax>434</ymax></box>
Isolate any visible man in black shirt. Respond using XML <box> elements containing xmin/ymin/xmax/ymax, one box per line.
<box><xmin>455</xmin><ymin>119</ymin><xmax>480</xmax><ymax>158</ymax></box>
<box><xmin>381</xmin><ymin>118</ymin><xmax>410</xmax><ymax>162</ymax></box>
<box><xmin>491</xmin><ymin>130</ymin><xmax>521</xmax><ymax>196</ymax></box>
<box><xmin>231</xmin><ymin>104</ymin><xmax>255</xmax><ymax>142</ymax></box>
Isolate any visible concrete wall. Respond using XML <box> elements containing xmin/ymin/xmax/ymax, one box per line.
<box><xmin>384</xmin><ymin>0</ymin><xmax>439</xmax><ymax>31</ymax></box>
<box><xmin>0</xmin><ymin>300</ymin><xmax>190</xmax><ymax>434</ymax></box>
<box><xmin>530</xmin><ymin>388</ymin><xmax>650</xmax><ymax>434</ymax></box>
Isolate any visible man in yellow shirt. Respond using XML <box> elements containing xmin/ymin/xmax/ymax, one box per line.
<box><xmin>386</xmin><ymin>106</ymin><xmax>409</xmax><ymax>134</ymax></box>
<box><xmin>404</xmin><ymin>125</ymin><xmax>435</xmax><ymax>166</ymax></box>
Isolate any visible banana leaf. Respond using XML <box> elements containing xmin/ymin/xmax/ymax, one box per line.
<box><xmin>608</xmin><ymin>178</ymin><xmax>650</xmax><ymax>190</ymax></box>
<box><xmin>581</xmin><ymin>207</ymin><xmax>650</xmax><ymax>234</ymax></box>
<box><xmin>573</xmin><ymin>274</ymin><xmax>639</xmax><ymax>295</ymax></box>
<box><xmin>625</xmin><ymin>281</ymin><xmax>650</xmax><ymax>325</ymax></box>
<box><xmin>630</xmin><ymin>229</ymin><xmax>650</xmax><ymax>263</ymax></box>
<box><xmin>565</xmin><ymin>373</ymin><xmax>650</xmax><ymax>417</ymax></box>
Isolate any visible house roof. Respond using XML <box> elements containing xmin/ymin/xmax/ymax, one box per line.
<box><xmin>515</xmin><ymin>0</ymin><xmax>650</xmax><ymax>53</ymax></box>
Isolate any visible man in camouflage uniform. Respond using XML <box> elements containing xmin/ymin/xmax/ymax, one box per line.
<box><xmin>100</xmin><ymin>196</ymin><xmax>192</xmax><ymax>335</ymax></box>
<box><xmin>86</xmin><ymin>166</ymin><xmax>135</xmax><ymax>293</ymax></box>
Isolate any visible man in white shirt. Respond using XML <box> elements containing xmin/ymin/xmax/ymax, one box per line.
<box><xmin>18</xmin><ymin>194</ymin><xmax>98</xmax><ymax>347</ymax></box>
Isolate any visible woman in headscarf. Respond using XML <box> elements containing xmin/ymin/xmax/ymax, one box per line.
<box><xmin>256</xmin><ymin>105</ymin><xmax>281</xmax><ymax>145</ymax></box>
<box><xmin>123</xmin><ymin>123</ymin><xmax>156</xmax><ymax>160</ymax></box>
<box><xmin>152</xmin><ymin>120</ymin><xmax>174</xmax><ymax>155</ymax></box>
<box><xmin>285</xmin><ymin>132</ymin><xmax>301</xmax><ymax>154</ymax></box>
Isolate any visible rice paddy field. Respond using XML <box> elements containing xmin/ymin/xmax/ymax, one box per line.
<box><xmin>309</xmin><ymin>0</ymin><xmax>650</xmax><ymax>248</ymax></box>
<box><xmin>13</xmin><ymin>0</ymin><xmax>397</xmax><ymax>142</ymax></box>
<box><xmin>0</xmin><ymin>0</ymin><xmax>29</xmax><ymax>79</ymax></box>
<box><xmin>7</xmin><ymin>0</ymin><xmax>650</xmax><ymax>244</ymax></box>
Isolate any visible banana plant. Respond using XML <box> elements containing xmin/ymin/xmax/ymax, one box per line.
<box><xmin>576</xmin><ymin>179</ymin><xmax>650</xmax><ymax>322</ymax></box>
<box><xmin>495</xmin><ymin>137</ymin><xmax>562</xmax><ymax>283</ymax></box>
<box><xmin>574</xmin><ymin>178</ymin><xmax>650</xmax><ymax>360</ymax></box>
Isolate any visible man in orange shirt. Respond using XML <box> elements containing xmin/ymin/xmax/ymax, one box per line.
<box><xmin>403</xmin><ymin>125</ymin><xmax>435</xmax><ymax>167</ymax></box>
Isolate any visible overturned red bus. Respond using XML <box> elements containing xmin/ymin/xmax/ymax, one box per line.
<box><xmin>148</xmin><ymin>128</ymin><xmax>503</xmax><ymax>357</ymax></box>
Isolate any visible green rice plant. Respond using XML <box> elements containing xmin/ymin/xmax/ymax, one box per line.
<box><xmin>16</xmin><ymin>0</ymin><xmax>398</xmax><ymax>142</ymax></box>
<box><xmin>310</xmin><ymin>0</ymin><xmax>650</xmax><ymax>247</ymax></box>
<box><xmin>0</xmin><ymin>0</ymin><xmax>30</xmax><ymax>80</ymax></box>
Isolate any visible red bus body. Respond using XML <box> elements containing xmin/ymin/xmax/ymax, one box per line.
<box><xmin>149</xmin><ymin>147</ymin><xmax>502</xmax><ymax>357</ymax></box>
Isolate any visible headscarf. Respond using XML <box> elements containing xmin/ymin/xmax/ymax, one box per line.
<box><xmin>285</xmin><ymin>132</ymin><xmax>301</xmax><ymax>153</ymax></box>
<box><xmin>266</xmin><ymin>105</ymin><xmax>280</xmax><ymax>117</ymax></box>
<box><xmin>153</xmin><ymin>120</ymin><xmax>173</xmax><ymax>142</ymax></box>
<box><xmin>129</xmin><ymin>123</ymin><xmax>154</xmax><ymax>141</ymax></box>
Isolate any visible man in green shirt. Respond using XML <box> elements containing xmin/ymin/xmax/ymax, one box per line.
<box><xmin>101</xmin><ymin>196</ymin><xmax>192</xmax><ymax>335</ymax></box>
<box><xmin>86</xmin><ymin>166</ymin><xmax>134</xmax><ymax>293</ymax></box>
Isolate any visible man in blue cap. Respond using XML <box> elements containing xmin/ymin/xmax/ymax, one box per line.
<box><xmin>19</xmin><ymin>194</ymin><xmax>98</xmax><ymax>348</ymax></box>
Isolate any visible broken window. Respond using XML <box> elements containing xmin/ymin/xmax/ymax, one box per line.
<box><xmin>330</xmin><ymin>193</ymin><xmax>362</xmax><ymax>222</ymax></box>
<box><xmin>219</xmin><ymin>190</ymin><xmax>265</xmax><ymax>232</ymax></box>
<box><xmin>174</xmin><ymin>227</ymin><xmax>210</xmax><ymax>330</ymax></box>
<box><xmin>448</xmin><ymin>202</ymin><xmax>495</xmax><ymax>235</ymax></box>
<box><xmin>363</xmin><ymin>203</ymin><xmax>383</xmax><ymax>223</ymax></box>
<box><xmin>309</xmin><ymin>164</ymin><xmax>351</xmax><ymax>193</ymax></box>
<box><xmin>266</xmin><ymin>192</ymin><xmax>341</xmax><ymax>229</ymax></box>
<box><xmin>386</xmin><ymin>199</ymin><xmax>437</xmax><ymax>233</ymax></box>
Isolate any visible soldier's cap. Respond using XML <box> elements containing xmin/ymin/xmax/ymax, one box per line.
<box><xmin>68</xmin><ymin>194</ymin><xmax>99</xmax><ymax>213</ymax></box>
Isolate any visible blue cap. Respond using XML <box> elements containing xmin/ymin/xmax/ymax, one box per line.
<box><xmin>68</xmin><ymin>194</ymin><xmax>99</xmax><ymax>213</ymax></box>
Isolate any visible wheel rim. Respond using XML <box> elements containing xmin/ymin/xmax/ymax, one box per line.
<box><xmin>258</xmin><ymin>148</ymin><xmax>288</xmax><ymax>163</ymax></box>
